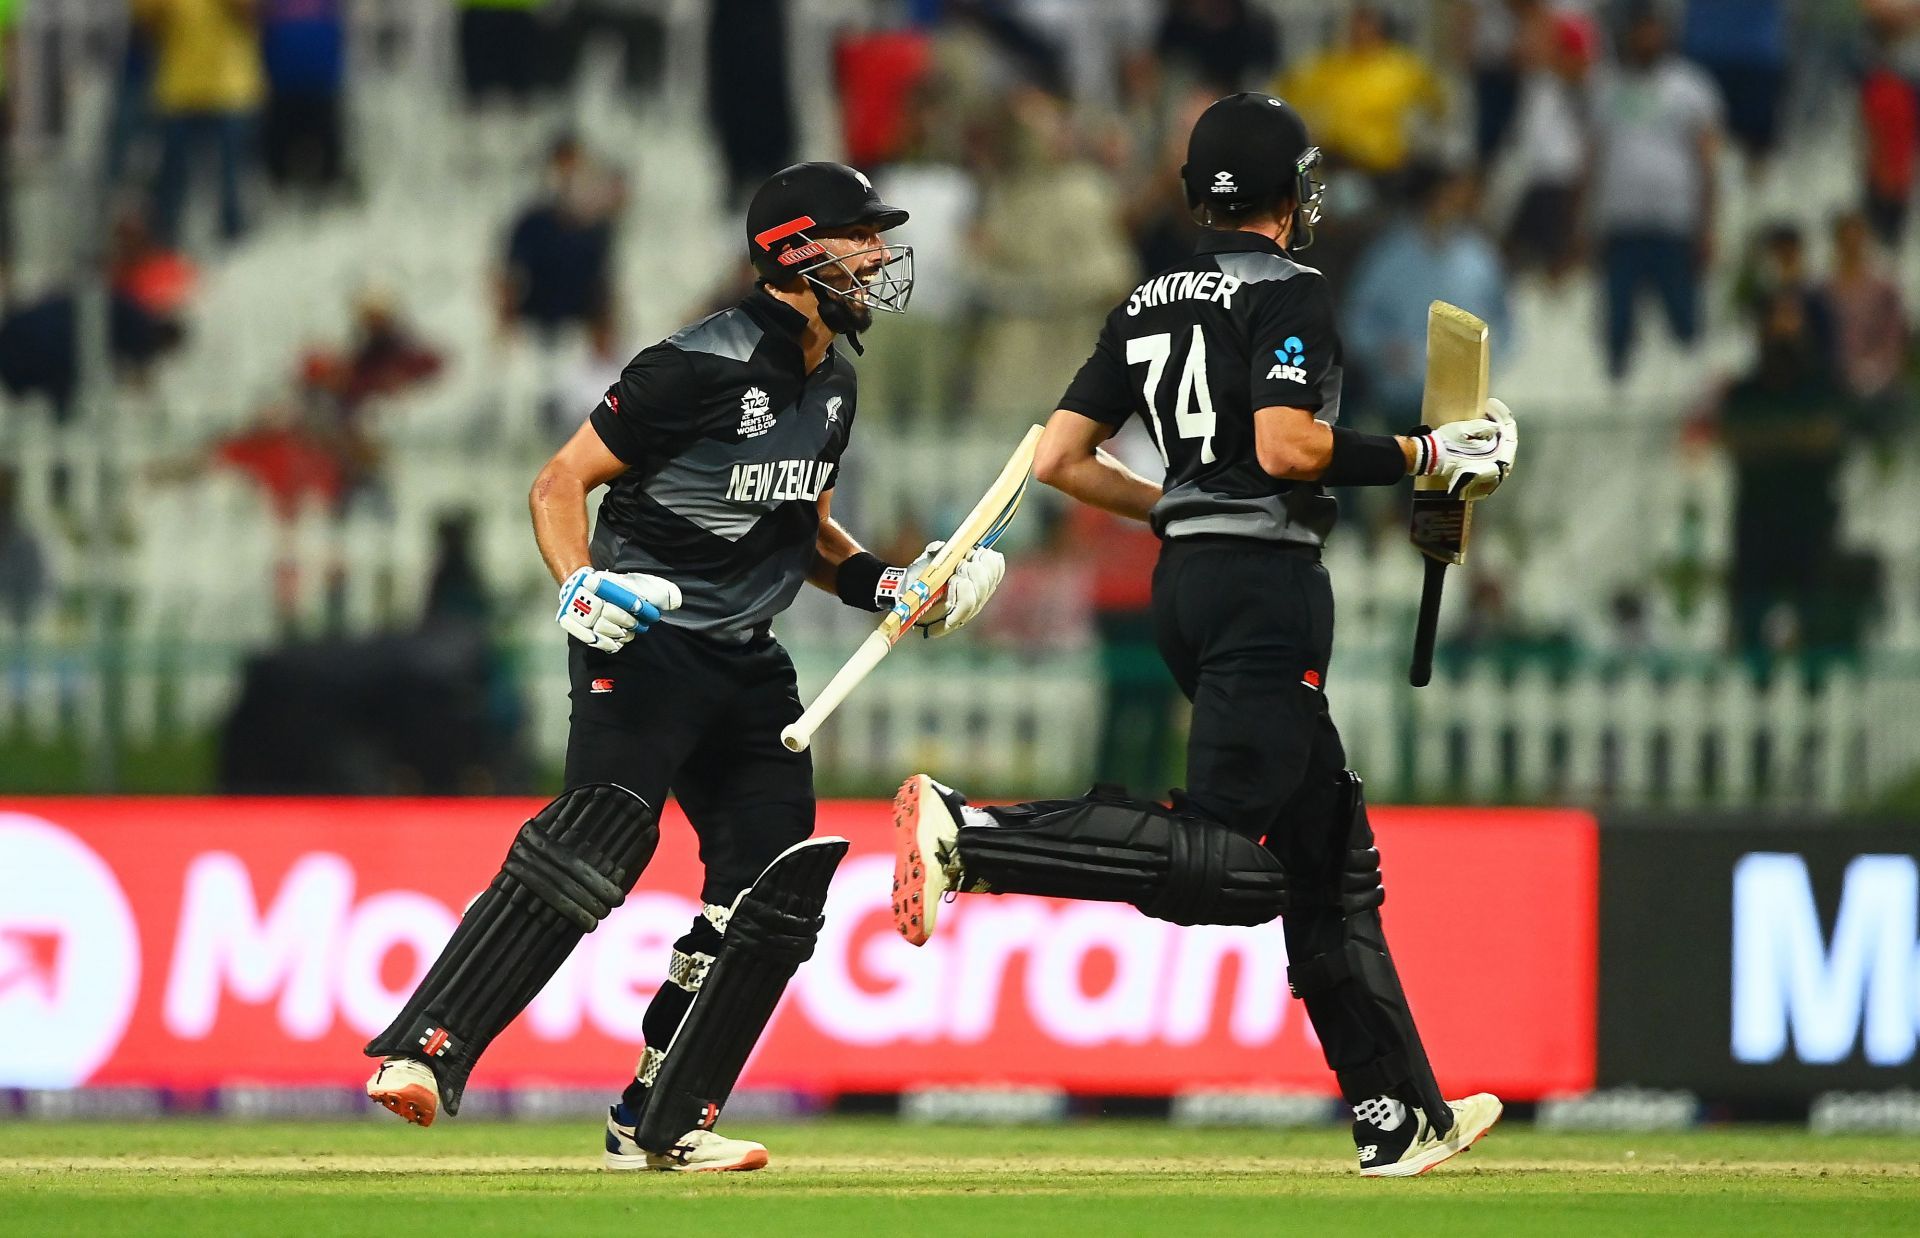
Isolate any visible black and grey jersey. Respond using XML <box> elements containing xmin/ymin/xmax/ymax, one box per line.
<box><xmin>587</xmin><ymin>289</ymin><xmax>854</xmax><ymax>640</ymax></box>
<box><xmin>1059</xmin><ymin>230</ymin><xmax>1344</xmax><ymax>546</ymax></box>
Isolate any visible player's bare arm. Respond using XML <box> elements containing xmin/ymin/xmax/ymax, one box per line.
<box><xmin>1033</xmin><ymin>408</ymin><xmax>1160</xmax><ymax>522</ymax></box>
<box><xmin>805</xmin><ymin>490</ymin><xmax>866</xmax><ymax>592</ymax></box>
<box><xmin>530</xmin><ymin>417</ymin><xmax>628</xmax><ymax>584</ymax></box>
<box><xmin>529</xmin><ymin>419</ymin><xmax>682</xmax><ymax>654</ymax></box>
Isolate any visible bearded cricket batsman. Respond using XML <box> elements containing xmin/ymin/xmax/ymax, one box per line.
<box><xmin>362</xmin><ymin>162</ymin><xmax>1005</xmax><ymax>1171</ymax></box>
<box><xmin>889</xmin><ymin>95</ymin><xmax>1518</xmax><ymax>1177</ymax></box>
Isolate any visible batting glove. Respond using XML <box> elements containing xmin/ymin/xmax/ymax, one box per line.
<box><xmin>556</xmin><ymin>567</ymin><xmax>682</xmax><ymax>652</ymax></box>
<box><xmin>1410</xmin><ymin>397</ymin><xmax>1517</xmax><ymax>501</ymax></box>
<box><xmin>882</xmin><ymin>540</ymin><xmax>1008</xmax><ymax>639</ymax></box>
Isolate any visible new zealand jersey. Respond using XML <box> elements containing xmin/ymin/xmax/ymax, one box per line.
<box><xmin>1058</xmin><ymin>230</ymin><xmax>1344</xmax><ymax>546</ymax></box>
<box><xmin>588</xmin><ymin>290</ymin><xmax>854</xmax><ymax>639</ymax></box>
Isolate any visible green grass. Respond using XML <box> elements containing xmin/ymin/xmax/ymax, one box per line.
<box><xmin>3</xmin><ymin>1119</ymin><xmax>1917</xmax><ymax>1235</ymax></box>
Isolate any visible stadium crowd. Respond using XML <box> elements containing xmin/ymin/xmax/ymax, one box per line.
<box><xmin>0</xmin><ymin>0</ymin><xmax>1916</xmax><ymax>794</ymax></box>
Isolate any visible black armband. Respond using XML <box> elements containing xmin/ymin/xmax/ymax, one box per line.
<box><xmin>833</xmin><ymin>552</ymin><xmax>896</xmax><ymax>612</ymax></box>
<box><xmin>1322</xmin><ymin>426</ymin><xmax>1410</xmax><ymax>487</ymax></box>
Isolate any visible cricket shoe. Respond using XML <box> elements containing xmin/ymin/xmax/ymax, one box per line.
<box><xmin>891</xmin><ymin>773</ymin><xmax>971</xmax><ymax>946</ymax></box>
<box><xmin>604</xmin><ymin>1105</ymin><xmax>768</xmax><ymax>1172</ymax></box>
<box><xmin>366</xmin><ymin>1057</ymin><xmax>439</xmax><ymax>1127</ymax></box>
<box><xmin>1354</xmin><ymin>1093</ymin><xmax>1502</xmax><ymax>1178</ymax></box>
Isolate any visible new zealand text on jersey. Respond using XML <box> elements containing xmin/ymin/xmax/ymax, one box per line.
<box><xmin>1125</xmin><ymin>269</ymin><xmax>1244</xmax><ymax>317</ymax></box>
<box><xmin>726</xmin><ymin>459</ymin><xmax>835</xmax><ymax>503</ymax></box>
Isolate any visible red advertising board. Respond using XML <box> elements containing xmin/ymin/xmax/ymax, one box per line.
<box><xmin>0</xmin><ymin>798</ymin><xmax>1597</xmax><ymax>1098</ymax></box>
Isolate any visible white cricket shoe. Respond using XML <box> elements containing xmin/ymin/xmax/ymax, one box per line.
<box><xmin>1355</xmin><ymin>1093</ymin><xmax>1502</xmax><ymax>1178</ymax></box>
<box><xmin>604</xmin><ymin>1107</ymin><xmax>768</xmax><ymax>1172</ymax></box>
<box><xmin>892</xmin><ymin>773</ymin><xmax>967</xmax><ymax>946</ymax></box>
<box><xmin>366</xmin><ymin>1057</ymin><xmax>439</xmax><ymax>1127</ymax></box>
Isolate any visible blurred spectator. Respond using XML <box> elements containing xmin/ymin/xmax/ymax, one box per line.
<box><xmin>968</xmin><ymin>90</ymin><xmax>1136</xmax><ymax>426</ymax></box>
<box><xmin>837</xmin><ymin>28</ymin><xmax>935</xmax><ymax>169</ymax></box>
<box><xmin>0</xmin><ymin>465</ymin><xmax>47</xmax><ymax>633</ymax></box>
<box><xmin>204</xmin><ymin>398</ymin><xmax>351</xmax><ymax>519</ymax></box>
<box><xmin>1589</xmin><ymin>2</ymin><xmax>1722</xmax><ymax>378</ymax></box>
<box><xmin>1153</xmin><ymin>0</ymin><xmax>1280</xmax><ymax>95</ymax></box>
<box><xmin>1276</xmin><ymin>6</ymin><xmax>1445</xmax><ymax>180</ymax></box>
<box><xmin>0</xmin><ymin>288</ymin><xmax>187</xmax><ymax>422</ymax></box>
<box><xmin>137</xmin><ymin>0</ymin><xmax>266</xmax><ymax>246</ymax></box>
<box><xmin>498</xmin><ymin>134</ymin><xmax>624</xmax><ymax>340</ymax></box>
<box><xmin>859</xmin><ymin>75</ymin><xmax>979</xmax><ymax>427</ymax></box>
<box><xmin>1345</xmin><ymin>163</ymin><xmax>1511</xmax><ymax>433</ymax></box>
<box><xmin>1071</xmin><ymin>469</ymin><xmax>1178</xmax><ymax>793</ymax></box>
<box><xmin>1503</xmin><ymin>8</ymin><xmax>1596</xmax><ymax>281</ymax></box>
<box><xmin>1455</xmin><ymin>0</ymin><xmax>1543</xmax><ymax>168</ymax></box>
<box><xmin>976</xmin><ymin>500</ymin><xmax>1094</xmax><ymax>656</ymax></box>
<box><xmin>1860</xmin><ymin>11</ymin><xmax>1920</xmax><ymax>245</ymax></box>
<box><xmin>1343</xmin><ymin>161</ymin><xmax>1508</xmax><ymax>542</ymax></box>
<box><xmin>1736</xmin><ymin>223</ymin><xmax>1834</xmax><ymax>364</ymax></box>
<box><xmin>338</xmin><ymin>284</ymin><xmax>443</xmax><ymax>411</ymax></box>
<box><xmin>1824</xmin><ymin>211</ymin><xmax>1909</xmax><ymax>436</ymax></box>
<box><xmin>542</xmin><ymin>312</ymin><xmax>625</xmax><ymax>439</ymax></box>
<box><xmin>104</xmin><ymin>15</ymin><xmax>159</xmax><ymax>198</ymax></box>
<box><xmin>260</xmin><ymin>0</ymin><xmax>348</xmax><ymax>196</ymax></box>
<box><xmin>1681</xmin><ymin>0</ymin><xmax>1790</xmax><ymax>169</ymax></box>
<box><xmin>457</xmin><ymin>0</ymin><xmax>543</xmax><ymax>107</ymax></box>
<box><xmin>1720</xmin><ymin>291</ymin><xmax>1849</xmax><ymax>663</ymax></box>
<box><xmin>709</xmin><ymin>0</ymin><xmax>795</xmax><ymax>205</ymax></box>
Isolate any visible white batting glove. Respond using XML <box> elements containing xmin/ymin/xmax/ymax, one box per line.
<box><xmin>556</xmin><ymin>567</ymin><xmax>682</xmax><ymax>652</ymax></box>
<box><xmin>1410</xmin><ymin>396</ymin><xmax>1518</xmax><ymax>500</ymax></box>
<box><xmin>883</xmin><ymin>540</ymin><xmax>1008</xmax><ymax>639</ymax></box>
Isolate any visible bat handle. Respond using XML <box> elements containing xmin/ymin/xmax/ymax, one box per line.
<box><xmin>1409</xmin><ymin>556</ymin><xmax>1449</xmax><ymax>688</ymax></box>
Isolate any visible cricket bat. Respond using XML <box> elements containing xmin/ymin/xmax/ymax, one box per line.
<box><xmin>780</xmin><ymin>424</ymin><xmax>1044</xmax><ymax>752</ymax></box>
<box><xmin>1407</xmin><ymin>302</ymin><xmax>1491</xmax><ymax>688</ymax></box>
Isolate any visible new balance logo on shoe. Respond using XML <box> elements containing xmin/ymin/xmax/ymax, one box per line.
<box><xmin>1357</xmin><ymin>1144</ymin><xmax>1379</xmax><ymax>1164</ymax></box>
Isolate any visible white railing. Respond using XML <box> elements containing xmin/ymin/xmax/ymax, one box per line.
<box><xmin>9</xmin><ymin>623</ymin><xmax>1920</xmax><ymax>812</ymax></box>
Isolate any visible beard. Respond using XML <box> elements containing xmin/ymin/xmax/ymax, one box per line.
<box><xmin>817</xmin><ymin>285</ymin><xmax>874</xmax><ymax>336</ymax></box>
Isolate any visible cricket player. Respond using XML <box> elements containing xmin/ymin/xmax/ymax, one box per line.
<box><xmin>890</xmin><ymin>95</ymin><xmax>1517</xmax><ymax>1177</ymax></box>
<box><xmin>362</xmin><ymin>162</ymin><xmax>1006</xmax><ymax>1171</ymax></box>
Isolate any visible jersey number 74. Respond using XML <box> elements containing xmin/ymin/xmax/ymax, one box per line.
<box><xmin>1127</xmin><ymin>327</ymin><xmax>1217</xmax><ymax>466</ymax></box>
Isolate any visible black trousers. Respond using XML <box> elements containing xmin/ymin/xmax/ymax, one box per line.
<box><xmin>1152</xmin><ymin>537</ymin><xmax>1345</xmax><ymax>846</ymax></box>
<box><xmin>564</xmin><ymin>624</ymin><xmax>814</xmax><ymax>915</ymax></box>
<box><xmin>1153</xmin><ymin>537</ymin><xmax>1419</xmax><ymax>1105</ymax></box>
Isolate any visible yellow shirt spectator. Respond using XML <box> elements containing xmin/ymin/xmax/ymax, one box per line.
<box><xmin>1276</xmin><ymin>35</ymin><xmax>1444</xmax><ymax>175</ymax></box>
<box><xmin>136</xmin><ymin>0</ymin><xmax>264</xmax><ymax>115</ymax></box>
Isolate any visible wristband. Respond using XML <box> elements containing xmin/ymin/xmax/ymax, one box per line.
<box><xmin>833</xmin><ymin>551</ymin><xmax>894</xmax><ymax>612</ymax></box>
<box><xmin>1323</xmin><ymin>425</ymin><xmax>1411</xmax><ymax>487</ymax></box>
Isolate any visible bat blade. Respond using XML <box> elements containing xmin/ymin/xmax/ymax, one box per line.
<box><xmin>1408</xmin><ymin>302</ymin><xmax>1490</xmax><ymax>686</ymax></box>
<box><xmin>781</xmin><ymin>424</ymin><xmax>1044</xmax><ymax>752</ymax></box>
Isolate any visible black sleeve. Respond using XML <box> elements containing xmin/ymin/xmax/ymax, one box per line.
<box><xmin>588</xmin><ymin>344</ymin><xmax>699</xmax><ymax>466</ymax></box>
<box><xmin>1248</xmin><ymin>273</ymin><xmax>1339</xmax><ymax>413</ymax></box>
<box><xmin>1056</xmin><ymin>316</ymin><xmax>1133</xmax><ymax>427</ymax></box>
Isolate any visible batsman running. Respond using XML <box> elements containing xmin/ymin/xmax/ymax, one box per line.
<box><xmin>362</xmin><ymin>162</ymin><xmax>1006</xmax><ymax>1171</ymax></box>
<box><xmin>890</xmin><ymin>95</ymin><xmax>1517</xmax><ymax>1177</ymax></box>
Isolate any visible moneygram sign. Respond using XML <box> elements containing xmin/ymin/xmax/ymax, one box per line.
<box><xmin>0</xmin><ymin>799</ymin><xmax>1596</xmax><ymax>1098</ymax></box>
<box><xmin>1599</xmin><ymin>823</ymin><xmax>1920</xmax><ymax>1099</ymax></box>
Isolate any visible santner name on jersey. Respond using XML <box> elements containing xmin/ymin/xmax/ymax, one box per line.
<box><xmin>1125</xmin><ymin>269</ymin><xmax>1244</xmax><ymax>316</ymax></box>
<box><xmin>1058</xmin><ymin>229</ymin><xmax>1344</xmax><ymax>548</ymax></box>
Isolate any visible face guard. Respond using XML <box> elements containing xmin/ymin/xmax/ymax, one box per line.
<box><xmin>752</xmin><ymin>215</ymin><xmax>916</xmax><ymax>325</ymax></box>
<box><xmin>1293</xmin><ymin>146</ymin><xmax>1326</xmax><ymax>251</ymax></box>
<box><xmin>792</xmin><ymin>240</ymin><xmax>916</xmax><ymax>320</ymax></box>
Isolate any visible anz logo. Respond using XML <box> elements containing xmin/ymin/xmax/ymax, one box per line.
<box><xmin>1267</xmin><ymin>336</ymin><xmax>1308</xmax><ymax>384</ymax></box>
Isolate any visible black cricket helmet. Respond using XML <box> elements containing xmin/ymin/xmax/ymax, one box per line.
<box><xmin>746</xmin><ymin>161</ymin><xmax>914</xmax><ymax>315</ymax></box>
<box><xmin>1181</xmin><ymin>92</ymin><xmax>1325</xmax><ymax>249</ymax></box>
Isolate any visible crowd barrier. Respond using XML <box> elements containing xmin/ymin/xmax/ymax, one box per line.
<box><xmin>0</xmin><ymin>798</ymin><xmax>1913</xmax><ymax>1107</ymax></box>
